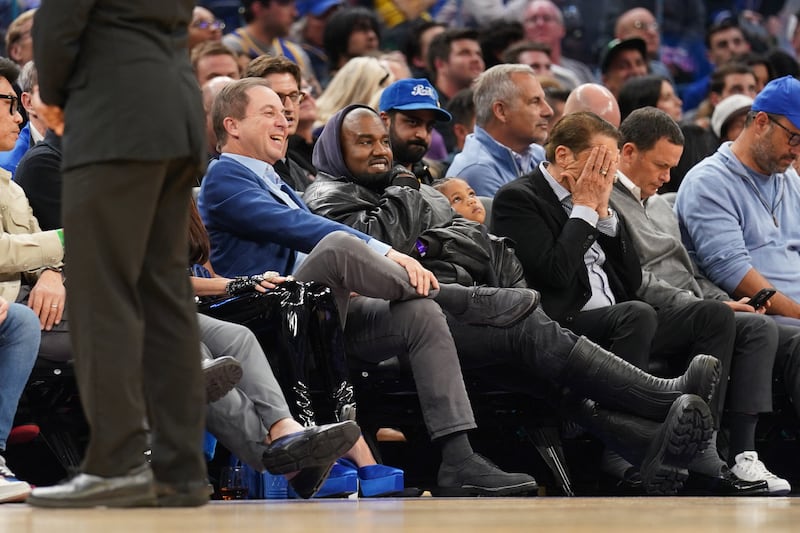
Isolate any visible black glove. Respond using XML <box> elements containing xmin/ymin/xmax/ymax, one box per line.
<box><xmin>225</xmin><ymin>274</ymin><xmax>265</xmax><ymax>296</ymax></box>
<box><xmin>389</xmin><ymin>165</ymin><xmax>420</xmax><ymax>190</ymax></box>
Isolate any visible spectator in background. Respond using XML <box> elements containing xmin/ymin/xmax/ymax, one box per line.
<box><xmin>598</xmin><ymin>37</ymin><xmax>648</xmax><ymax>99</ymax></box>
<box><xmin>292</xmin><ymin>0</ymin><xmax>342</xmax><ymax>89</ymax></box>
<box><xmin>738</xmin><ymin>51</ymin><xmax>774</xmax><ymax>93</ymax></box>
<box><xmin>503</xmin><ymin>41</ymin><xmax>579</xmax><ymax>90</ymax></box>
<box><xmin>200</xmin><ymin>76</ymin><xmax>236</xmax><ymax>159</ymax></box>
<box><xmin>562</xmin><ymin>83</ymin><xmax>621</xmax><ymax>127</ymax></box>
<box><xmin>617</xmin><ymin>75</ymin><xmax>683</xmax><ymax>123</ymax></box>
<box><xmin>663</xmin><ymin>124</ymin><xmax>718</xmax><ymax>196</ymax></box>
<box><xmin>188</xmin><ymin>6</ymin><xmax>224</xmax><ymax>51</ymax></box>
<box><xmin>4</xmin><ymin>8</ymin><xmax>33</xmax><ymax>67</ymax></box>
<box><xmin>314</xmin><ymin>56</ymin><xmax>394</xmax><ymax>129</ymax></box>
<box><xmin>522</xmin><ymin>0</ymin><xmax>595</xmax><ymax>84</ymax></box>
<box><xmin>446</xmin><ymin>88</ymin><xmax>475</xmax><ymax>160</ymax></box>
<box><xmin>478</xmin><ymin>21</ymin><xmax>524</xmax><ymax>69</ymax></box>
<box><xmin>543</xmin><ymin>85</ymin><xmax>570</xmax><ymax>130</ymax></box>
<box><xmin>710</xmin><ymin>94</ymin><xmax>753</xmax><ymax>144</ymax></box>
<box><xmin>287</xmin><ymin>77</ymin><xmax>319</xmax><ymax>170</ymax></box>
<box><xmin>427</xmin><ymin>28</ymin><xmax>485</xmax><ymax>154</ymax></box>
<box><xmin>322</xmin><ymin>7</ymin><xmax>381</xmax><ymax>77</ymax></box>
<box><xmin>686</xmin><ymin>63</ymin><xmax>757</xmax><ymax>131</ymax></box>
<box><xmin>223</xmin><ymin>0</ymin><xmax>318</xmax><ymax>87</ymax></box>
<box><xmin>403</xmin><ymin>20</ymin><xmax>445</xmax><ymax>79</ymax></box>
<box><xmin>191</xmin><ymin>41</ymin><xmax>241</xmax><ymax>85</ymax></box>
<box><xmin>614</xmin><ymin>7</ymin><xmax>672</xmax><ymax>82</ymax></box>
<box><xmin>681</xmin><ymin>18</ymin><xmax>751</xmax><ymax>113</ymax></box>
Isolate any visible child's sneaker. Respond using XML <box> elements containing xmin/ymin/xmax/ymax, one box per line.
<box><xmin>0</xmin><ymin>455</ymin><xmax>31</xmax><ymax>503</ymax></box>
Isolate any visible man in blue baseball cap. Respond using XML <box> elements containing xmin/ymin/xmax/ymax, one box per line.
<box><xmin>379</xmin><ymin>77</ymin><xmax>451</xmax><ymax>184</ymax></box>
<box><xmin>675</xmin><ymin>75</ymin><xmax>800</xmax><ymax>494</ymax></box>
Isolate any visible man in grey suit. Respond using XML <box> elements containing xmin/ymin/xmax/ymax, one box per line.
<box><xmin>29</xmin><ymin>0</ymin><xmax>211</xmax><ymax>508</ymax></box>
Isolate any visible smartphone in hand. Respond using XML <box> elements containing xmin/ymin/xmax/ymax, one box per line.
<box><xmin>747</xmin><ymin>288</ymin><xmax>777</xmax><ymax>310</ymax></box>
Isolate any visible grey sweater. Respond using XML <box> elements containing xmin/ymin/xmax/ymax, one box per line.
<box><xmin>610</xmin><ymin>181</ymin><xmax>731</xmax><ymax>307</ymax></box>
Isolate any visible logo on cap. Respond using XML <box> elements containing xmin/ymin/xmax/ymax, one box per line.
<box><xmin>411</xmin><ymin>84</ymin><xmax>435</xmax><ymax>98</ymax></box>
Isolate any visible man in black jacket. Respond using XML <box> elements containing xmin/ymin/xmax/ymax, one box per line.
<box><xmin>304</xmin><ymin>104</ymin><xmax>722</xmax><ymax>496</ymax></box>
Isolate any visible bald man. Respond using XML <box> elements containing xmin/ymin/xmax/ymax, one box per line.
<box><xmin>563</xmin><ymin>83</ymin><xmax>621</xmax><ymax>127</ymax></box>
<box><xmin>614</xmin><ymin>8</ymin><xmax>672</xmax><ymax>82</ymax></box>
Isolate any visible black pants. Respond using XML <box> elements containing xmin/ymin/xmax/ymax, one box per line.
<box><xmin>63</xmin><ymin>158</ymin><xmax>206</xmax><ymax>483</ymax></box>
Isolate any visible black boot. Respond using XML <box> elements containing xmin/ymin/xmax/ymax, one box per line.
<box><xmin>565</xmin><ymin>394</ymin><xmax>713</xmax><ymax>495</ymax></box>
<box><xmin>562</xmin><ymin>336</ymin><xmax>721</xmax><ymax>421</ymax></box>
<box><xmin>307</xmin><ymin>282</ymin><xmax>357</xmax><ymax>422</ymax></box>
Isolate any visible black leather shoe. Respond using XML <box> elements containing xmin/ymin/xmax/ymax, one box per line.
<box><xmin>261</xmin><ymin>420</ymin><xmax>360</xmax><ymax>475</ymax></box>
<box><xmin>684</xmin><ymin>465</ymin><xmax>769</xmax><ymax>496</ymax></box>
<box><xmin>203</xmin><ymin>356</ymin><xmax>243</xmax><ymax>403</ymax></box>
<box><xmin>27</xmin><ymin>463</ymin><xmax>156</xmax><ymax>508</ymax></box>
<box><xmin>155</xmin><ymin>480</ymin><xmax>209</xmax><ymax>507</ymax></box>
<box><xmin>433</xmin><ymin>453</ymin><xmax>538</xmax><ymax>497</ymax></box>
<box><xmin>449</xmin><ymin>286</ymin><xmax>539</xmax><ymax>328</ymax></box>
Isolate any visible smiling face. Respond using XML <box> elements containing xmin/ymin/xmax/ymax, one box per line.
<box><xmin>262</xmin><ymin>71</ymin><xmax>300</xmax><ymax>135</ymax></box>
<box><xmin>225</xmin><ymin>86</ymin><xmax>288</xmax><ymax>164</ymax></box>
<box><xmin>436</xmin><ymin>178</ymin><xmax>485</xmax><ymax>224</ymax></box>
<box><xmin>342</xmin><ymin>110</ymin><xmax>394</xmax><ymax>190</ymax></box>
<box><xmin>620</xmin><ymin>137</ymin><xmax>683</xmax><ymax>199</ymax></box>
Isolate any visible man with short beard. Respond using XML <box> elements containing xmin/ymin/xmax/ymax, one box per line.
<box><xmin>378</xmin><ymin>78</ymin><xmax>452</xmax><ymax>185</ymax></box>
<box><xmin>676</xmin><ymin>76</ymin><xmax>800</xmax><ymax>324</ymax></box>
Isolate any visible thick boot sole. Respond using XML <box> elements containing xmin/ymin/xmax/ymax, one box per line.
<box><xmin>641</xmin><ymin>394</ymin><xmax>713</xmax><ymax>496</ymax></box>
<box><xmin>27</xmin><ymin>487</ymin><xmax>157</xmax><ymax>508</ymax></box>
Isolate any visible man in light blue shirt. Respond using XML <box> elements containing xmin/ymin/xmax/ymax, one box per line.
<box><xmin>446</xmin><ymin>64</ymin><xmax>552</xmax><ymax>197</ymax></box>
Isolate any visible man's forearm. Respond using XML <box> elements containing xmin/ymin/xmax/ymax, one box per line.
<box><xmin>733</xmin><ymin>267</ymin><xmax>800</xmax><ymax>319</ymax></box>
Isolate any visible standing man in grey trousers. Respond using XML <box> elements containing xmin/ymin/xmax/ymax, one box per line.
<box><xmin>30</xmin><ymin>0</ymin><xmax>209</xmax><ymax>507</ymax></box>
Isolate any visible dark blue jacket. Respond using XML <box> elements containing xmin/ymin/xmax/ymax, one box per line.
<box><xmin>197</xmin><ymin>156</ymin><xmax>373</xmax><ymax>277</ymax></box>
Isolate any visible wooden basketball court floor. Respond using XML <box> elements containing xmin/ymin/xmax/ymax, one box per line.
<box><xmin>3</xmin><ymin>496</ymin><xmax>799</xmax><ymax>532</ymax></box>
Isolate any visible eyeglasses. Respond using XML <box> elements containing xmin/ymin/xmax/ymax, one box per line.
<box><xmin>632</xmin><ymin>20</ymin><xmax>659</xmax><ymax>31</ymax></box>
<box><xmin>767</xmin><ymin>115</ymin><xmax>800</xmax><ymax>147</ymax></box>
<box><xmin>192</xmin><ymin>20</ymin><xmax>225</xmax><ymax>31</ymax></box>
<box><xmin>0</xmin><ymin>94</ymin><xmax>19</xmax><ymax>115</ymax></box>
<box><xmin>274</xmin><ymin>91</ymin><xmax>305</xmax><ymax>105</ymax></box>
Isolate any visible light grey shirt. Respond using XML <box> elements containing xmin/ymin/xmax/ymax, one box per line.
<box><xmin>541</xmin><ymin>162</ymin><xmax>618</xmax><ymax>311</ymax></box>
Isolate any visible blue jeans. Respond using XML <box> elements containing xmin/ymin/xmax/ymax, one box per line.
<box><xmin>0</xmin><ymin>303</ymin><xmax>40</xmax><ymax>450</ymax></box>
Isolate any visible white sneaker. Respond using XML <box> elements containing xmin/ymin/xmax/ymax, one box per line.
<box><xmin>0</xmin><ymin>455</ymin><xmax>31</xmax><ymax>503</ymax></box>
<box><xmin>730</xmin><ymin>451</ymin><xmax>791</xmax><ymax>496</ymax></box>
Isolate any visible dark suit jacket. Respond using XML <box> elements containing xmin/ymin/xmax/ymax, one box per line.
<box><xmin>15</xmin><ymin>130</ymin><xmax>63</xmax><ymax>231</ymax></box>
<box><xmin>492</xmin><ymin>167</ymin><xmax>642</xmax><ymax>324</ymax></box>
<box><xmin>33</xmin><ymin>0</ymin><xmax>205</xmax><ymax>171</ymax></box>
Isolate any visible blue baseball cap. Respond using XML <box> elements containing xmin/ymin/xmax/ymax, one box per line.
<box><xmin>296</xmin><ymin>0</ymin><xmax>342</xmax><ymax>17</ymax></box>
<box><xmin>379</xmin><ymin>78</ymin><xmax>452</xmax><ymax>123</ymax></box>
<box><xmin>751</xmin><ymin>75</ymin><xmax>800</xmax><ymax>130</ymax></box>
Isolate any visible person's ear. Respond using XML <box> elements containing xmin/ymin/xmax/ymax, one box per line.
<box><xmin>553</xmin><ymin>145</ymin><xmax>573</xmax><ymax>167</ymax></box>
<box><xmin>222</xmin><ymin>116</ymin><xmax>239</xmax><ymax>139</ymax></box>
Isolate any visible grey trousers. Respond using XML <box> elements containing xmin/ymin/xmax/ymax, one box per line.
<box><xmin>293</xmin><ymin>232</ymin><xmax>477</xmax><ymax>441</ymax></box>
<box><xmin>199</xmin><ymin>314</ymin><xmax>292</xmax><ymax>472</ymax></box>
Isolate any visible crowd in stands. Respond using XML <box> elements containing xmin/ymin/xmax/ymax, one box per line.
<box><xmin>4</xmin><ymin>0</ymin><xmax>800</xmax><ymax>506</ymax></box>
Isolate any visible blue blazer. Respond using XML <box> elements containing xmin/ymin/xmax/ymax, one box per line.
<box><xmin>198</xmin><ymin>157</ymin><xmax>372</xmax><ymax>277</ymax></box>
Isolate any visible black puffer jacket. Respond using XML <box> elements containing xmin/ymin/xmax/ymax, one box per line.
<box><xmin>307</xmin><ymin>103</ymin><xmax>526</xmax><ymax>287</ymax></box>
<box><xmin>304</xmin><ymin>172</ymin><xmax>526</xmax><ymax>287</ymax></box>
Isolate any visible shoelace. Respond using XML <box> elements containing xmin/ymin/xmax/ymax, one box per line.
<box><xmin>738</xmin><ymin>454</ymin><xmax>779</xmax><ymax>480</ymax></box>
